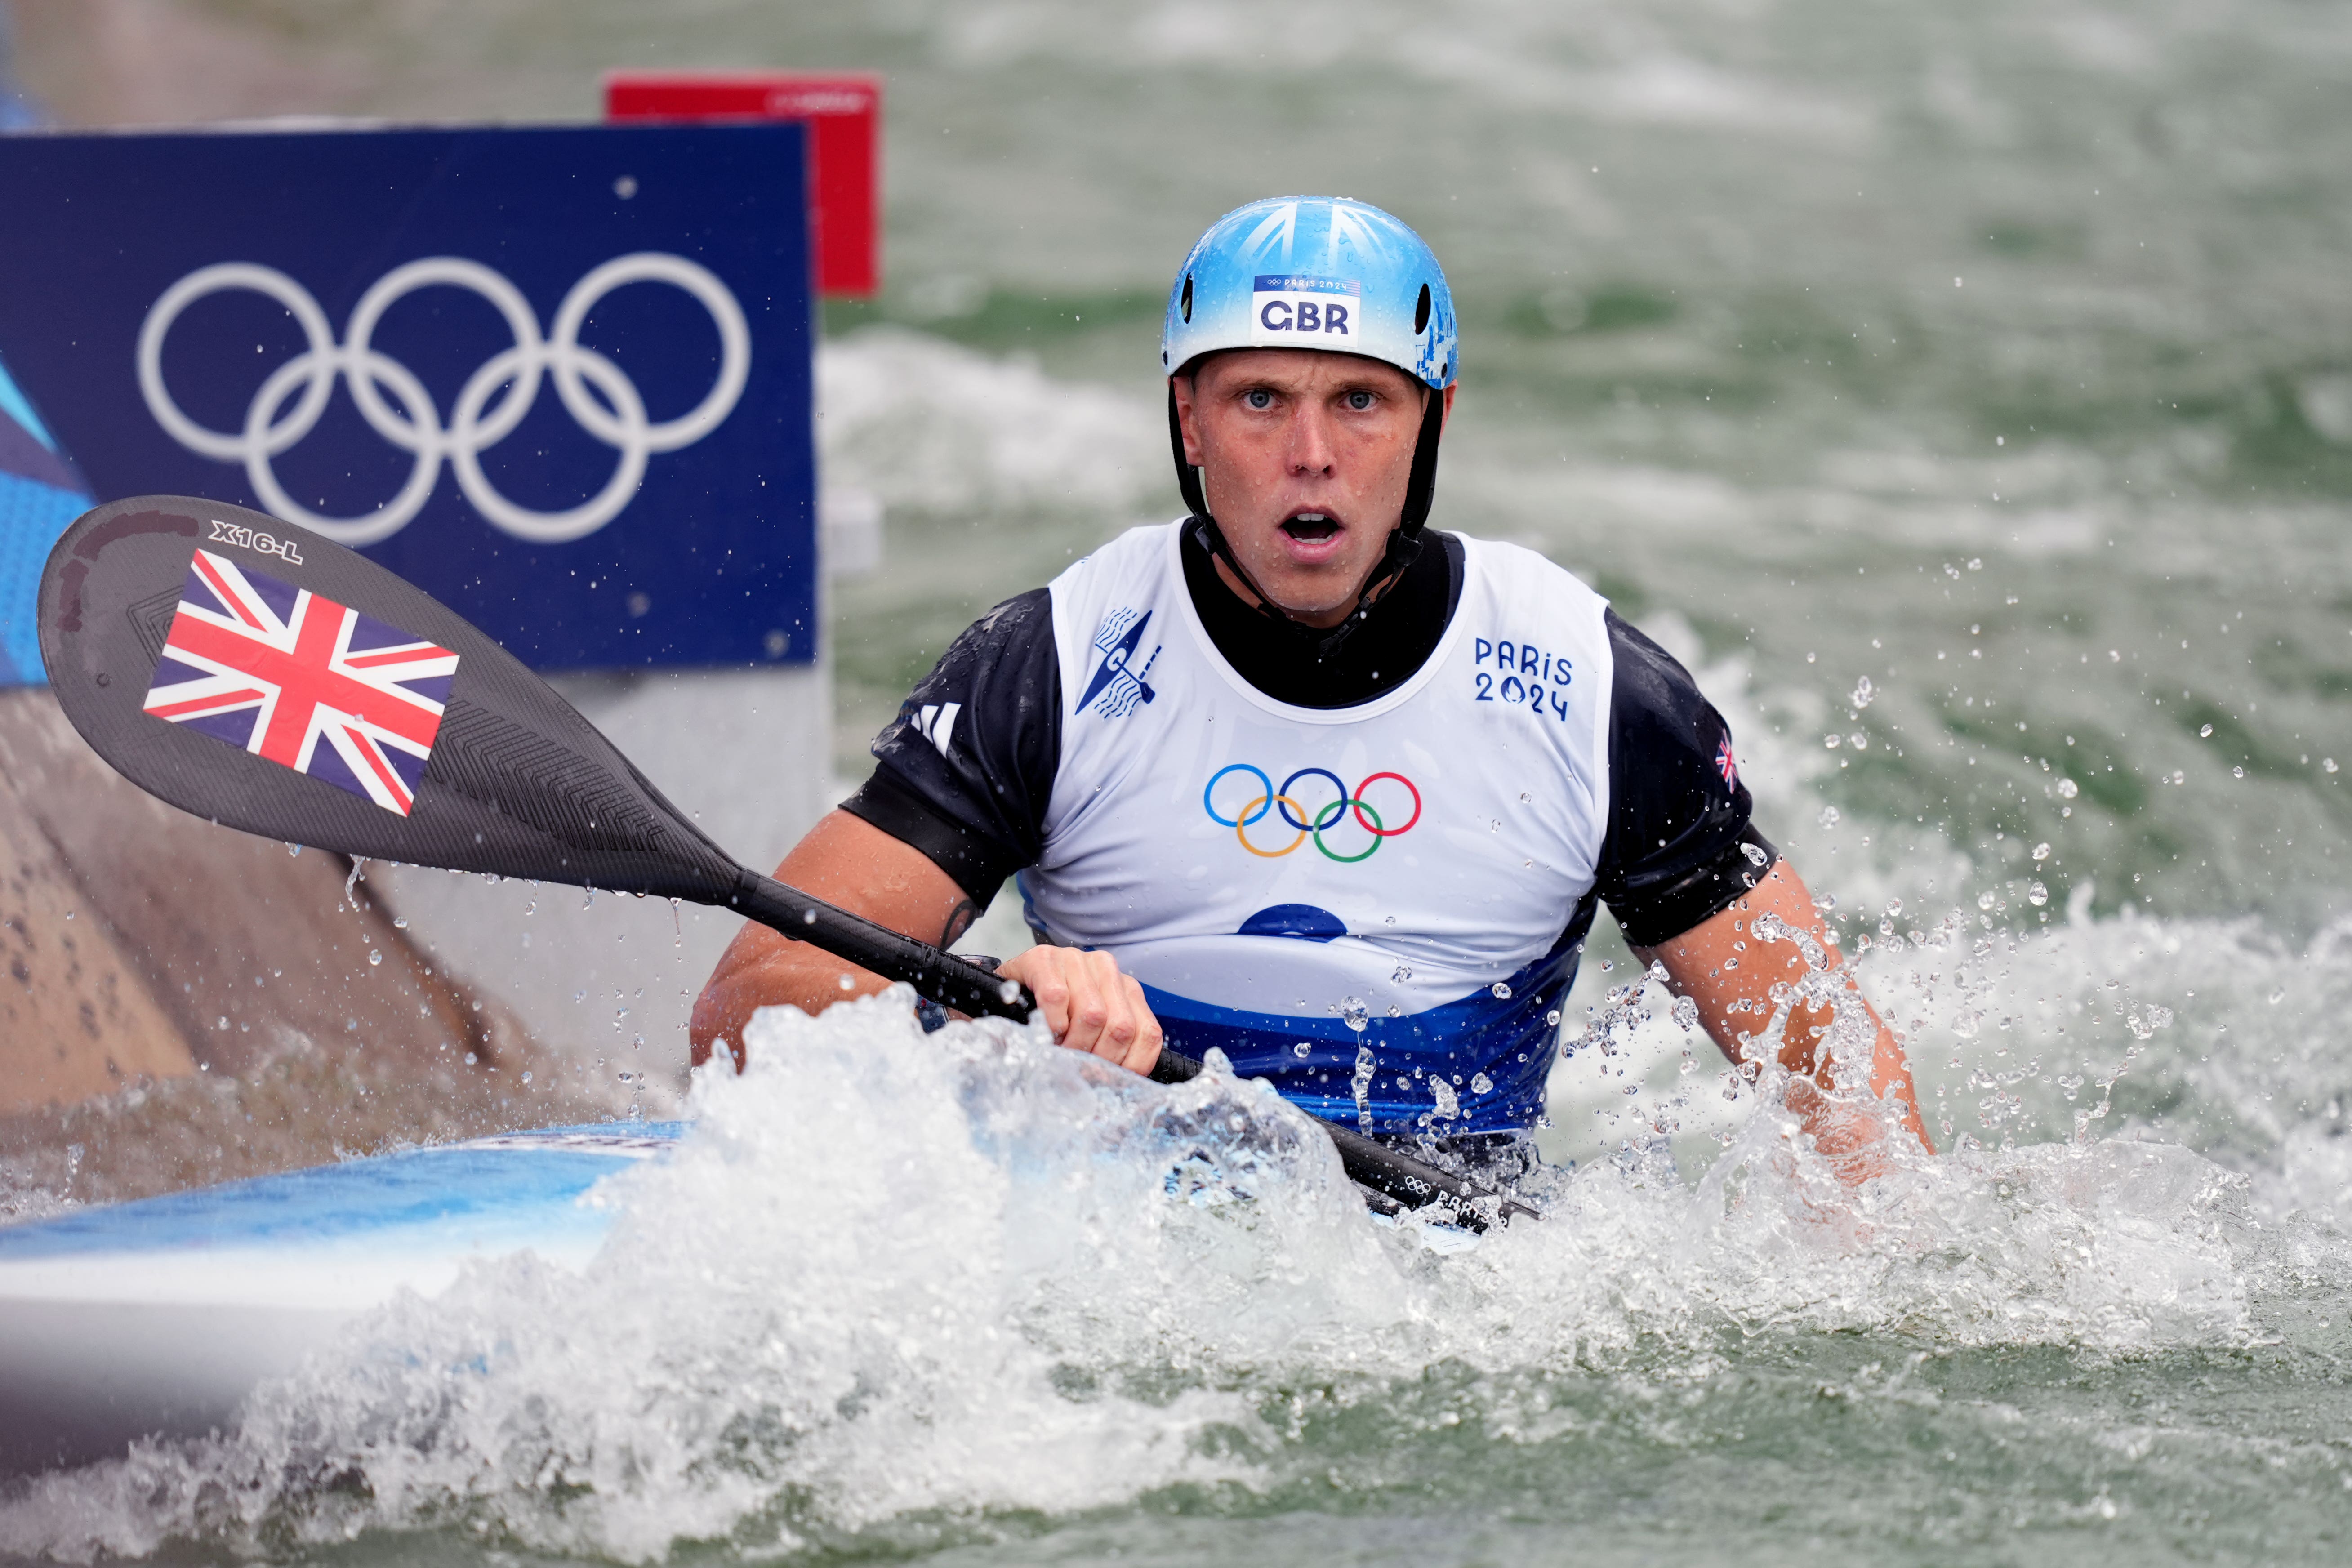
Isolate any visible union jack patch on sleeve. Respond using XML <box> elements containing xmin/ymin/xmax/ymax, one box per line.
<box><xmin>1715</xmin><ymin>735</ymin><xmax>1739</xmax><ymax>789</ymax></box>
<box><xmin>139</xmin><ymin>548</ymin><xmax>459</xmax><ymax>816</ymax></box>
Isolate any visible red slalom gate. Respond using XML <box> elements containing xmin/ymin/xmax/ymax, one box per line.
<box><xmin>605</xmin><ymin>72</ymin><xmax>881</xmax><ymax>298</ymax></box>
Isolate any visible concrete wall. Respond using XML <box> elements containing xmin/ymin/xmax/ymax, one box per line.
<box><xmin>0</xmin><ymin>686</ymin><xmax>654</xmax><ymax>1207</ymax></box>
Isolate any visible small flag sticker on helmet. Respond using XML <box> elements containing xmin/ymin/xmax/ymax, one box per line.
<box><xmin>1250</xmin><ymin>275</ymin><xmax>1361</xmax><ymax>347</ymax></box>
<box><xmin>1716</xmin><ymin>736</ymin><xmax>1739</xmax><ymax>789</ymax></box>
<box><xmin>140</xmin><ymin>548</ymin><xmax>458</xmax><ymax>816</ymax></box>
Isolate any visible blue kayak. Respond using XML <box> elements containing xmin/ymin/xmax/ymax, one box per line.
<box><xmin>0</xmin><ymin>1123</ymin><xmax>682</xmax><ymax>1475</ymax></box>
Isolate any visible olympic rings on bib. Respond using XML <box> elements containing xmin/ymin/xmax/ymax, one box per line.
<box><xmin>1203</xmin><ymin>765</ymin><xmax>1421</xmax><ymax>861</ymax></box>
<box><xmin>136</xmin><ymin>254</ymin><xmax>750</xmax><ymax>547</ymax></box>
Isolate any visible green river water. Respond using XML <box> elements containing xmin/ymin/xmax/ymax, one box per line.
<box><xmin>4</xmin><ymin>0</ymin><xmax>2352</xmax><ymax>1562</ymax></box>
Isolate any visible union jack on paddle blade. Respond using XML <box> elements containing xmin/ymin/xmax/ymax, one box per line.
<box><xmin>140</xmin><ymin>548</ymin><xmax>459</xmax><ymax>816</ymax></box>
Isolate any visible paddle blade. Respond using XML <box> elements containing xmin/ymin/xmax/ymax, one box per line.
<box><xmin>36</xmin><ymin>495</ymin><xmax>744</xmax><ymax>903</ymax></box>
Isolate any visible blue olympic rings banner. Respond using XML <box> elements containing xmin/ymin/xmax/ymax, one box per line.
<box><xmin>0</xmin><ymin>124</ymin><xmax>815</xmax><ymax>674</ymax></box>
<box><xmin>1203</xmin><ymin>763</ymin><xmax>1422</xmax><ymax>863</ymax></box>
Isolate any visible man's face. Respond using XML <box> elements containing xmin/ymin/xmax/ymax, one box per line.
<box><xmin>1173</xmin><ymin>349</ymin><xmax>1452</xmax><ymax>628</ymax></box>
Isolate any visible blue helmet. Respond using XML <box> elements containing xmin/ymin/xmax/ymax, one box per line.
<box><xmin>1160</xmin><ymin>196</ymin><xmax>1458</xmax><ymax>390</ymax></box>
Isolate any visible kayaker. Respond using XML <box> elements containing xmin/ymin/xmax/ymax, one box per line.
<box><xmin>693</xmin><ymin>196</ymin><xmax>1932</xmax><ymax>1176</ymax></box>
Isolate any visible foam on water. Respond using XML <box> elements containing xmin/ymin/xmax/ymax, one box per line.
<box><xmin>6</xmin><ymin>984</ymin><xmax>2342</xmax><ymax>1564</ymax></box>
<box><xmin>818</xmin><ymin>330</ymin><xmax>1162</xmax><ymax>519</ymax></box>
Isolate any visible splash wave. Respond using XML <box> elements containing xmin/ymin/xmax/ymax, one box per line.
<box><xmin>2</xmin><ymin>989</ymin><xmax>2325</xmax><ymax>1563</ymax></box>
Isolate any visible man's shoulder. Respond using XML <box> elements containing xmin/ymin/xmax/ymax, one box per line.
<box><xmin>1452</xmin><ymin>534</ymin><xmax>1613</xmax><ymax>670</ymax></box>
<box><xmin>1452</xmin><ymin>532</ymin><xmax>1609</xmax><ymax>608</ymax></box>
<box><xmin>1046</xmin><ymin>519</ymin><xmax>1183</xmax><ymax>601</ymax></box>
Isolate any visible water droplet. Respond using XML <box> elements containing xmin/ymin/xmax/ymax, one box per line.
<box><xmin>1470</xmin><ymin>1073</ymin><xmax>1492</xmax><ymax>1095</ymax></box>
<box><xmin>392</xmin><ymin>917</ymin><xmax>408</xmax><ymax>930</ymax></box>
<box><xmin>1391</xmin><ymin>963</ymin><xmax>1413</xmax><ymax>983</ymax></box>
<box><xmin>1600</xmin><ymin>960</ymin><xmax>1613</xmax><ymax>971</ymax></box>
<box><xmin>1351</xmin><ymin>1047</ymin><xmax>1378</xmax><ymax>1129</ymax></box>
<box><xmin>1849</xmin><ymin>676</ymin><xmax>1875</xmax><ymax>710</ymax></box>
<box><xmin>837</xmin><ymin>973</ymin><xmax>856</xmax><ymax>991</ymax></box>
<box><xmin>2268</xmin><ymin>988</ymin><xmax>2286</xmax><ymax>1005</ymax></box>
<box><xmin>1978</xmin><ymin>891</ymin><xmax>1998</xmax><ymax>911</ymax></box>
<box><xmin>1340</xmin><ymin>996</ymin><xmax>1370</xmax><ymax>1032</ymax></box>
<box><xmin>1490</xmin><ymin>981</ymin><xmax>1512</xmax><ymax>999</ymax></box>
<box><xmin>2232</xmin><ymin>766</ymin><xmax>2245</xmax><ymax>779</ymax></box>
<box><xmin>1848</xmin><ymin>733</ymin><xmax>1868</xmax><ymax>750</ymax></box>
<box><xmin>1386</xmin><ymin>1004</ymin><xmax>1401</xmax><ymax>1016</ymax></box>
<box><xmin>2027</xmin><ymin>881</ymin><xmax>2049</xmax><ymax>907</ymax></box>
<box><xmin>1824</xmin><ymin>733</ymin><xmax>1842</xmax><ymax>749</ymax></box>
<box><xmin>2199</xmin><ymin>724</ymin><xmax>2214</xmax><ymax>738</ymax></box>
<box><xmin>285</xmin><ymin>842</ymin><xmax>303</xmax><ymax>857</ymax></box>
<box><xmin>464</xmin><ymin>1051</ymin><xmax>477</xmax><ymax>1065</ymax></box>
<box><xmin>1294</xmin><ymin>1042</ymin><xmax>1312</xmax><ymax>1058</ymax></box>
<box><xmin>1672</xmin><ymin>994</ymin><xmax>1702</xmax><ymax>1031</ymax></box>
<box><xmin>1818</xmin><ymin>805</ymin><xmax>1841</xmax><ymax>828</ymax></box>
<box><xmin>2325</xmin><ymin>758</ymin><xmax>2340</xmax><ymax>774</ymax></box>
<box><xmin>521</xmin><ymin>1071</ymin><xmax>533</xmax><ymax>1084</ymax></box>
<box><xmin>2032</xmin><ymin>842</ymin><xmax>2051</xmax><ymax>861</ymax></box>
<box><xmin>1546</xmin><ymin>1009</ymin><xmax>1562</xmax><ymax>1027</ymax></box>
<box><xmin>367</xmin><ymin>949</ymin><xmax>382</xmax><ymax>967</ymax></box>
<box><xmin>2145</xmin><ymin>1005</ymin><xmax>2174</xmax><ymax>1029</ymax></box>
<box><xmin>1518</xmin><ymin>791</ymin><xmax>1532</xmax><ymax>803</ymax></box>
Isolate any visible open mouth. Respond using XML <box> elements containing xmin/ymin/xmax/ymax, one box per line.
<box><xmin>1281</xmin><ymin>512</ymin><xmax>1342</xmax><ymax>542</ymax></box>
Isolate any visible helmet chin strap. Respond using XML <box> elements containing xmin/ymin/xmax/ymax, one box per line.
<box><xmin>1167</xmin><ymin>381</ymin><xmax>1447</xmax><ymax>662</ymax></box>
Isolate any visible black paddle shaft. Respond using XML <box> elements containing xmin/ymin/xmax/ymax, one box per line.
<box><xmin>39</xmin><ymin>496</ymin><xmax>1534</xmax><ymax>1230</ymax></box>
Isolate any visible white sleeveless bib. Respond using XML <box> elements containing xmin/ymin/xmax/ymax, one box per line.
<box><xmin>1019</xmin><ymin>523</ymin><xmax>1615</xmax><ymax>1135</ymax></box>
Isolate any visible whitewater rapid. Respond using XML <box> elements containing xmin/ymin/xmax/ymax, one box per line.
<box><xmin>6</xmin><ymin>976</ymin><xmax>2342</xmax><ymax>1564</ymax></box>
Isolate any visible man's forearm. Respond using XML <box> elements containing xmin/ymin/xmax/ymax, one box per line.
<box><xmin>687</xmin><ymin>810</ymin><xmax>982</xmax><ymax>1069</ymax></box>
<box><xmin>689</xmin><ymin>938</ymin><xmax>894</xmax><ymax>1068</ymax></box>
<box><xmin>1638</xmin><ymin>860</ymin><xmax>1933</xmax><ymax>1163</ymax></box>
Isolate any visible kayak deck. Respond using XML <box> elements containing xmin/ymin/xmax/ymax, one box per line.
<box><xmin>0</xmin><ymin>1123</ymin><xmax>681</xmax><ymax>1475</ymax></box>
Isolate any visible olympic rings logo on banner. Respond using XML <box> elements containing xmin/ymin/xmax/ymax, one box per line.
<box><xmin>136</xmin><ymin>254</ymin><xmax>751</xmax><ymax>548</ymax></box>
<box><xmin>1202</xmin><ymin>765</ymin><xmax>1423</xmax><ymax>862</ymax></box>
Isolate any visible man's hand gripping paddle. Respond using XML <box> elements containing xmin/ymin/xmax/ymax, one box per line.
<box><xmin>37</xmin><ymin>497</ymin><xmax>1536</xmax><ymax>1230</ymax></box>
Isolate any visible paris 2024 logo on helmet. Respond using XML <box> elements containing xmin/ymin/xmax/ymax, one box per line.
<box><xmin>1160</xmin><ymin>196</ymin><xmax>1457</xmax><ymax>391</ymax></box>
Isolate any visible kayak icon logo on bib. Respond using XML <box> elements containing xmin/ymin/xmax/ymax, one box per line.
<box><xmin>1078</xmin><ymin>607</ymin><xmax>1160</xmax><ymax>720</ymax></box>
